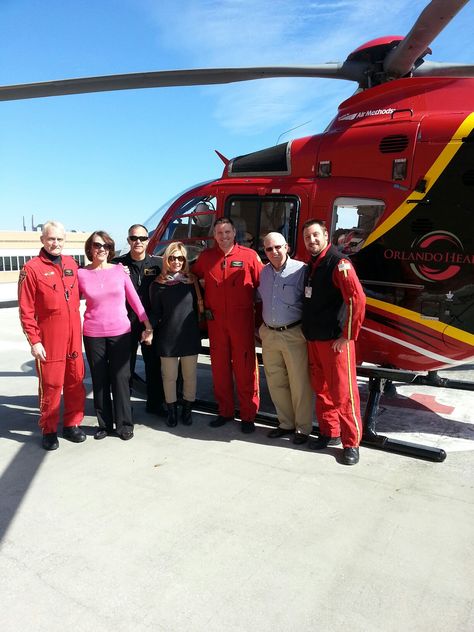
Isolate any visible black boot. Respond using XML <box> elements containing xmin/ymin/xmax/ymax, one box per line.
<box><xmin>181</xmin><ymin>400</ymin><xmax>194</xmax><ymax>425</ymax></box>
<box><xmin>42</xmin><ymin>432</ymin><xmax>59</xmax><ymax>451</ymax></box>
<box><xmin>166</xmin><ymin>403</ymin><xmax>178</xmax><ymax>428</ymax></box>
<box><xmin>62</xmin><ymin>425</ymin><xmax>86</xmax><ymax>443</ymax></box>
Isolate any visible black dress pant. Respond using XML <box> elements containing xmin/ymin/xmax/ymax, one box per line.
<box><xmin>129</xmin><ymin>320</ymin><xmax>165</xmax><ymax>411</ymax></box>
<box><xmin>84</xmin><ymin>333</ymin><xmax>133</xmax><ymax>434</ymax></box>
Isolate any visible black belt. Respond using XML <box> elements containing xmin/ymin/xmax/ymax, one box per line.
<box><xmin>264</xmin><ymin>320</ymin><xmax>301</xmax><ymax>332</ymax></box>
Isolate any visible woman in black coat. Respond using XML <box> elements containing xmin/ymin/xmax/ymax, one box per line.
<box><xmin>149</xmin><ymin>242</ymin><xmax>201</xmax><ymax>427</ymax></box>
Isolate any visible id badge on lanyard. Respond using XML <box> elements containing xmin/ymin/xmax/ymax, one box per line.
<box><xmin>305</xmin><ymin>285</ymin><xmax>312</xmax><ymax>299</ymax></box>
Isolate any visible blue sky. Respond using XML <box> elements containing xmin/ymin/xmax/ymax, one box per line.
<box><xmin>1</xmin><ymin>0</ymin><xmax>473</xmax><ymax>244</ymax></box>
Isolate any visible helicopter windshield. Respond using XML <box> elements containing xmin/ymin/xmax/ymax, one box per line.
<box><xmin>151</xmin><ymin>191</ymin><xmax>217</xmax><ymax>261</ymax></box>
<box><xmin>143</xmin><ymin>180</ymin><xmax>214</xmax><ymax>240</ymax></box>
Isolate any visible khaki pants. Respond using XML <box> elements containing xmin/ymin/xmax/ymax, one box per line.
<box><xmin>259</xmin><ymin>324</ymin><xmax>313</xmax><ymax>434</ymax></box>
<box><xmin>161</xmin><ymin>355</ymin><xmax>198</xmax><ymax>404</ymax></box>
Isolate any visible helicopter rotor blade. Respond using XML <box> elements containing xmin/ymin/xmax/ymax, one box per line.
<box><xmin>413</xmin><ymin>61</ymin><xmax>474</xmax><ymax>77</ymax></box>
<box><xmin>0</xmin><ymin>63</ymin><xmax>368</xmax><ymax>102</ymax></box>
<box><xmin>384</xmin><ymin>0</ymin><xmax>469</xmax><ymax>79</ymax></box>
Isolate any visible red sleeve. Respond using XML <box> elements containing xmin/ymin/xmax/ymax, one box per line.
<box><xmin>250</xmin><ymin>251</ymin><xmax>264</xmax><ymax>287</ymax></box>
<box><xmin>192</xmin><ymin>252</ymin><xmax>205</xmax><ymax>279</ymax></box>
<box><xmin>18</xmin><ymin>265</ymin><xmax>41</xmax><ymax>346</ymax></box>
<box><xmin>332</xmin><ymin>259</ymin><xmax>366</xmax><ymax>340</ymax></box>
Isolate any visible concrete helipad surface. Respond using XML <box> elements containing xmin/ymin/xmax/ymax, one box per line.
<box><xmin>1</xmin><ymin>305</ymin><xmax>473</xmax><ymax>632</ymax></box>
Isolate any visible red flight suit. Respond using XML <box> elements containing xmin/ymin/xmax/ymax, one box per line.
<box><xmin>193</xmin><ymin>244</ymin><xmax>263</xmax><ymax>421</ymax></box>
<box><xmin>303</xmin><ymin>244</ymin><xmax>366</xmax><ymax>447</ymax></box>
<box><xmin>18</xmin><ymin>249</ymin><xmax>85</xmax><ymax>433</ymax></box>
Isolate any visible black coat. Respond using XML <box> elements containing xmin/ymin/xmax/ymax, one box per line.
<box><xmin>113</xmin><ymin>253</ymin><xmax>161</xmax><ymax>324</ymax></box>
<box><xmin>149</xmin><ymin>279</ymin><xmax>201</xmax><ymax>357</ymax></box>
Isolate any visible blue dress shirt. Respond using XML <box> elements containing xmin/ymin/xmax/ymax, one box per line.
<box><xmin>257</xmin><ymin>257</ymin><xmax>307</xmax><ymax>327</ymax></box>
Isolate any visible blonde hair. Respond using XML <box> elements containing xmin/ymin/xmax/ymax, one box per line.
<box><xmin>161</xmin><ymin>242</ymin><xmax>190</xmax><ymax>276</ymax></box>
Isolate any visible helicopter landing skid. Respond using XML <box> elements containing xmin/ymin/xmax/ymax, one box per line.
<box><xmin>189</xmin><ymin>363</ymin><xmax>472</xmax><ymax>462</ymax></box>
<box><xmin>357</xmin><ymin>367</ymin><xmax>449</xmax><ymax>462</ymax></box>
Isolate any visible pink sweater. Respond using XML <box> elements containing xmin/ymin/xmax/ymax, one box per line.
<box><xmin>78</xmin><ymin>265</ymin><xmax>148</xmax><ymax>337</ymax></box>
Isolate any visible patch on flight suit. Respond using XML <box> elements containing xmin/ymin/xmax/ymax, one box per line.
<box><xmin>44</xmin><ymin>271</ymin><xmax>55</xmax><ymax>276</ymax></box>
<box><xmin>337</xmin><ymin>261</ymin><xmax>351</xmax><ymax>272</ymax></box>
<box><xmin>230</xmin><ymin>261</ymin><xmax>244</xmax><ymax>267</ymax></box>
<box><xmin>19</xmin><ymin>269</ymin><xmax>27</xmax><ymax>284</ymax></box>
<box><xmin>64</xmin><ymin>268</ymin><xmax>74</xmax><ymax>276</ymax></box>
<box><xmin>144</xmin><ymin>268</ymin><xmax>158</xmax><ymax>276</ymax></box>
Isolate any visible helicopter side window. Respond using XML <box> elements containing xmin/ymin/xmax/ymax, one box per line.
<box><xmin>226</xmin><ymin>195</ymin><xmax>298</xmax><ymax>259</ymax></box>
<box><xmin>331</xmin><ymin>198</ymin><xmax>385</xmax><ymax>254</ymax></box>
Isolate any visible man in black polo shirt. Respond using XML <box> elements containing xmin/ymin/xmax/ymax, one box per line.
<box><xmin>114</xmin><ymin>224</ymin><xmax>165</xmax><ymax>416</ymax></box>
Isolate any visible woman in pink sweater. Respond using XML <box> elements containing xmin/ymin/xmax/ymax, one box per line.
<box><xmin>78</xmin><ymin>230</ymin><xmax>153</xmax><ymax>440</ymax></box>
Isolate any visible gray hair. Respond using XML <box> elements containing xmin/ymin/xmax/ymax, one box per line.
<box><xmin>42</xmin><ymin>220</ymin><xmax>65</xmax><ymax>236</ymax></box>
<box><xmin>263</xmin><ymin>232</ymin><xmax>286</xmax><ymax>246</ymax></box>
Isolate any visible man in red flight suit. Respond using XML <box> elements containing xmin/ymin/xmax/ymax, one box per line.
<box><xmin>193</xmin><ymin>217</ymin><xmax>263</xmax><ymax>433</ymax></box>
<box><xmin>18</xmin><ymin>220</ymin><xmax>86</xmax><ymax>451</ymax></box>
<box><xmin>301</xmin><ymin>219</ymin><xmax>366</xmax><ymax>465</ymax></box>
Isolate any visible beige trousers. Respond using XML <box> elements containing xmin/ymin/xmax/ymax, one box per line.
<box><xmin>161</xmin><ymin>355</ymin><xmax>198</xmax><ymax>404</ymax></box>
<box><xmin>259</xmin><ymin>324</ymin><xmax>313</xmax><ymax>434</ymax></box>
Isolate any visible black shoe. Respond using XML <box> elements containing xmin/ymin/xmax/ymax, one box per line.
<box><xmin>94</xmin><ymin>429</ymin><xmax>108</xmax><ymax>440</ymax></box>
<box><xmin>309</xmin><ymin>435</ymin><xmax>342</xmax><ymax>451</ymax></box>
<box><xmin>120</xmin><ymin>429</ymin><xmax>134</xmax><ymax>441</ymax></box>
<box><xmin>146</xmin><ymin>403</ymin><xmax>168</xmax><ymax>417</ymax></box>
<box><xmin>62</xmin><ymin>425</ymin><xmax>86</xmax><ymax>443</ymax></box>
<box><xmin>241</xmin><ymin>420</ymin><xmax>255</xmax><ymax>434</ymax></box>
<box><xmin>166</xmin><ymin>403</ymin><xmax>178</xmax><ymax>428</ymax></box>
<box><xmin>267</xmin><ymin>427</ymin><xmax>295</xmax><ymax>439</ymax></box>
<box><xmin>343</xmin><ymin>447</ymin><xmax>359</xmax><ymax>465</ymax></box>
<box><xmin>181</xmin><ymin>400</ymin><xmax>194</xmax><ymax>426</ymax></box>
<box><xmin>293</xmin><ymin>433</ymin><xmax>309</xmax><ymax>445</ymax></box>
<box><xmin>42</xmin><ymin>432</ymin><xmax>59</xmax><ymax>451</ymax></box>
<box><xmin>209</xmin><ymin>415</ymin><xmax>233</xmax><ymax>428</ymax></box>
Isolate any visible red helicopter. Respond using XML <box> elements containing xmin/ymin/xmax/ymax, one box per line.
<box><xmin>2</xmin><ymin>0</ymin><xmax>473</xmax><ymax>459</ymax></box>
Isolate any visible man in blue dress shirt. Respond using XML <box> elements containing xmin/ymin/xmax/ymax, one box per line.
<box><xmin>257</xmin><ymin>232</ymin><xmax>313</xmax><ymax>444</ymax></box>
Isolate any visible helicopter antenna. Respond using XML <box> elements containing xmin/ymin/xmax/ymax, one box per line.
<box><xmin>276</xmin><ymin>120</ymin><xmax>312</xmax><ymax>145</ymax></box>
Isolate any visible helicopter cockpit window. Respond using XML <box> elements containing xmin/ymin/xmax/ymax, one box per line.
<box><xmin>226</xmin><ymin>195</ymin><xmax>298</xmax><ymax>259</ymax></box>
<box><xmin>154</xmin><ymin>196</ymin><xmax>217</xmax><ymax>262</ymax></box>
<box><xmin>331</xmin><ymin>198</ymin><xmax>385</xmax><ymax>254</ymax></box>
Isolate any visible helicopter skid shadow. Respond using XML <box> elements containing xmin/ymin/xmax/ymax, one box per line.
<box><xmin>359</xmin><ymin>386</ymin><xmax>474</xmax><ymax>443</ymax></box>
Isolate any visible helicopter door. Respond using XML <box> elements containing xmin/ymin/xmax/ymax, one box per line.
<box><xmin>225</xmin><ymin>195</ymin><xmax>299</xmax><ymax>259</ymax></box>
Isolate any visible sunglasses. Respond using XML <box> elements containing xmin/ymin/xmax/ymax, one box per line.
<box><xmin>92</xmin><ymin>242</ymin><xmax>112</xmax><ymax>251</ymax></box>
<box><xmin>265</xmin><ymin>244</ymin><xmax>286</xmax><ymax>252</ymax></box>
<box><xmin>168</xmin><ymin>255</ymin><xmax>186</xmax><ymax>262</ymax></box>
<box><xmin>129</xmin><ymin>235</ymin><xmax>148</xmax><ymax>242</ymax></box>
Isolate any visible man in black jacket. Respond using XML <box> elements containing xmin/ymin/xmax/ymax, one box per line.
<box><xmin>114</xmin><ymin>224</ymin><xmax>166</xmax><ymax>416</ymax></box>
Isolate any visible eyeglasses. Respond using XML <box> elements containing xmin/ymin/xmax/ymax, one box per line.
<box><xmin>129</xmin><ymin>235</ymin><xmax>148</xmax><ymax>242</ymax></box>
<box><xmin>265</xmin><ymin>244</ymin><xmax>286</xmax><ymax>252</ymax></box>
<box><xmin>92</xmin><ymin>242</ymin><xmax>112</xmax><ymax>251</ymax></box>
<box><xmin>168</xmin><ymin>255</ymin><xmax>185</xmax><ymax>262</ymax></box>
